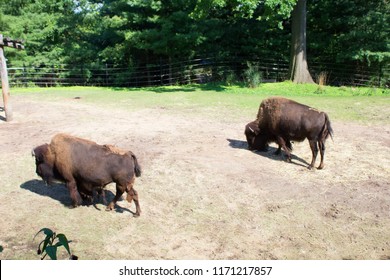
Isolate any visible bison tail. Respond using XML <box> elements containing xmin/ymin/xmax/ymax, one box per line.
<box><xmin>132</xmin><ymin>154</ymin><xmax>142</xmax><ymax>177</ymax></box>
<box><xmin>322</xmin><ymin>113</ymin><xmax>334</xmax><ymax>141</ymax></box>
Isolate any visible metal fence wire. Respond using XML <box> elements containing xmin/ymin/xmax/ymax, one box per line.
<box><xmin>6</xmin><ymin>57</ymin><xmax>389</xmax><ymax>88</ymax></box>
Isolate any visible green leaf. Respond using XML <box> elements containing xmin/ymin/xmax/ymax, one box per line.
<box><xmin>40</xmin><ymin>236</ymin><xmax>52</xmax><ymax>255</ymax></box>
<box><xmin>45</xmin><ymin>246</ymin><xmax>58</xmax><ymax>260</ymax></box>
<box><xmin>34</xmin><ymin>228</ymin><xmax>54</xmax><ymax>240</ymax></box>
<box><xmin>56</xmin><ymin>234</ymin><xmax>71</xmax><ymax>255</ymax></box>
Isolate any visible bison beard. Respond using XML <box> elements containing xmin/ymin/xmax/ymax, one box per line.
<box><xmin>245</xmin><ymin>97</ymin><xmax>333</xmax><ymax>169</ymax></box>
<box><xmin>32</xmin><ymin>133</ymin><xmax>142</xmax><ymax>216</ymax></box>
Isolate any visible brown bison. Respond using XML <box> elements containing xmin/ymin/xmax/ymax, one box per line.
<box><xmin>245</xmin><ymin>97</ymin><xmax>333</xmax><ymax>169</ymax></box>
<box><xmin>32</xmin><ymin>133</ymin><xmax>142</xmax><ymax>216</ymax></box>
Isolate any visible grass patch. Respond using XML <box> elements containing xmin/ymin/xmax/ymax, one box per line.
<box><xmin>10</xmin><ymin>82</ymin><xmax>390</xmax><ymax>125</ymax></box>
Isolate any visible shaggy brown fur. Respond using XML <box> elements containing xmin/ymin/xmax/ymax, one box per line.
<box><xmin>32</xmin><ymin>133</ymin><xmax>142</xmax><ymax>216</ymax></box>
<box><xmin>245</xmin><ymin>97</ymin><xmax>333</xmax><ymax>169</ymax></box>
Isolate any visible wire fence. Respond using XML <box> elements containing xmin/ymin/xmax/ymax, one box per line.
<box><xmin>6</xmin><ymin>57</ymin><xmax>389</xmax><ymax>88</ymax></box>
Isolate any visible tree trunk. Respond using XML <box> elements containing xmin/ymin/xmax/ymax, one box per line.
<box><xmin>288</xmin><ymin>0</ymin><xmax>315</xmax><ymax>84</ymax></box>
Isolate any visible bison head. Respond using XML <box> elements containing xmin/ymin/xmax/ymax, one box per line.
<box><xmin>32</xmin><ymin>144</ymin><xmax>57</xmax><ymax>184</ymax></box>
<box><xmin>244</xmin><ymin>121</ymin><xmax>269</xmax><ymax>151</ymax></box>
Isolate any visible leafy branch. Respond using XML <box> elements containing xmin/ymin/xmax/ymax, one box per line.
<box><xmin>34</xmin><ymin>228</ymin><xmax>78</xmax><ymax>260</ymax></box>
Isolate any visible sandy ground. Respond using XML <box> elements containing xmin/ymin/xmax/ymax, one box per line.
<box><xmin>0</xmin><ymin>94</ymin><xmax>389</xmax><ymax>260</ymax></box>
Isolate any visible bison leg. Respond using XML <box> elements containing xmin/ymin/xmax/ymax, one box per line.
<box><xmin>276</xmin><ymin>136</ymin><xmax>292</xmax><ymax>162</ymax></box>
<box><xmin>308</xmin><ymin>140</ymin><xmax>319</xmax><ymax>169</ymax></box>
<box><xmin>126</xmin><ymin>188</ymin><xmax>141</xmax><ymax>217</ymax></box>
<box><xmin>124</xmin><ymin>177</ymin><xmax>141</xmax><ymax>217</ymax></box>
<box><xmin>317</xmin><ymin>141</ymin><xmax>325</xmax><ymax>169</ymax></box>
<box><xmin>67</xmin><ymin>181</ymin><xmax>82</xmax><ymax>207</ymax></box>
<box><xmin>93</xmin><ymin>188</ymin><xmax>107</xmax><ymax>205</ymax></box>
<box><xmin>99</xmin><ymin>189</ymin><xmax>107</xmax><ymax>205</ymax></box>
<box><xmin>106</xmin><ymin>184</ymin><xmax>124</xmax><ymax>211</ymax></box>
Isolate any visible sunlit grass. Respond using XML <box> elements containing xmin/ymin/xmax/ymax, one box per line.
<box><xmin>10</xmin><ymin>82</ymin><xmax>390</xmax><ymax>125</ymax></box>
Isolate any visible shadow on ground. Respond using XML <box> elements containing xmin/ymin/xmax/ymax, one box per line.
<box><xmin>226</xmin><ymin>138</ymin><xmax>310</xmax><ymax>168</ymax></box>
<box><xmin>20</xmin><ymin>179</ymin><xmax>134</xmax><ymax>214</ymax></box>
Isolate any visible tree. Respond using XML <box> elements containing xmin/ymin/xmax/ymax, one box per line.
<box><xmin>308</xmin><ymin>0</ymin><xmax>390</xmax><ymax>65</ymax></box>
<box><xmin>192</xmin><ymin>0</ymin><xmax>316</xmax><ymax>83</ymax></box>
<box><xmin>2</xmin><ymin>0</ymin><xmax>388</xmax><ymax>86</ymax></box>
<box><xmin>288</xmin><ymin>0</ymin><xmax>314</xmax><ymax>83</ymax></box>
<box><xmin>0</xmin><ymin>0</ymin><xmax>82</xmax><ymax>66</ymax></box>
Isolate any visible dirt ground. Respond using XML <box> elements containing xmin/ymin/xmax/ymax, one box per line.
<box><xmin>0</xmin><ymin>94</ymin><xmax>389</xmax><ymax>260</ymax></box>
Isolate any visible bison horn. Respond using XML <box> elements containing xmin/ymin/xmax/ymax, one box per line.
<box><xmin>249</xmin><ymin>126</ymin><xmax>255</xmax><ymax>133</ymax></box>
<box><xmin>31</xmin><ymin>149</ymin><xmax>35</xmax><ymax>157</ymax></box>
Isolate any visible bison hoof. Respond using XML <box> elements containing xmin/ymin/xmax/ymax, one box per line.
<box><xmin>133</xmin><ymin>213</ymin><xmax>140</xmax><ymax>218</ymax></box>
<box><xmin>106</xmin><ymin>203</ymin><xmax>115</xmax><ymax>211</ymax></box>
<box><xmin>317</xmin><ymin>165</ymin><xmax>324</xmax><ymax>170</ymax></box>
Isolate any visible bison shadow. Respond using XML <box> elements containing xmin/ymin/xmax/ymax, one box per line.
<box><xmin>226</xmin><ymin>138</ymin><xmax>310</xmax><ymax>168</ymax></box>
<box><xmin>20</xmin><ymin>179</ymin><xmax>134</xmax><ymax>215</ymax></box>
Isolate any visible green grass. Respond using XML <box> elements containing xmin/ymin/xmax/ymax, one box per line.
<box><xmin>10</xmin><ymin>82</ymin><xmax>390</xmax><ymax>125</ymax></box>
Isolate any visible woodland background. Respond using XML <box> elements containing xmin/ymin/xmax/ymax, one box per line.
<box><xmin>0</xmin><ymin>0</ymin><xmax>389</xmax><ymax>87</ymax></box>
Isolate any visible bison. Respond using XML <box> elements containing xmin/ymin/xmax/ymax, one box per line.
<box><xmin>245</xmin><ymin>97</ymin><xmax>333</xmax><ymax>169</ymax></box>
<box><xmin>32</xmin><ymin>133</ymin><xmax>142</xmax><ymax>216</ymax></box>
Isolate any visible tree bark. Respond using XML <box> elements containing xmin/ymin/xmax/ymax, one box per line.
<box><xmin>288</xmin><ymin>0</ymin><xmax>315</xmax><ymax>84</ymax></box>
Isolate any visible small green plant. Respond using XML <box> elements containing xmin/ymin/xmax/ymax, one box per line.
<box><xmin>224</xmin><ymin>71</ymin><xmax>238</xmax><ymax>86</ymax></box>
<box><xmin>314</xmin><ymin>86</ymin><xmax>326</xmax><ymax>94</ymax></box>
<box><xmin>244</xmin><ymin>62</ymin><xmax>262</xmax><ymax>88</ymax></box>
<box><xmin>34</xmin><ymin>228</ymin><xmax>78</xmax><ymax>260</ymax></box>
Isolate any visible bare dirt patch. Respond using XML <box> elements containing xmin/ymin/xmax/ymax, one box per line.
<box><xmin>0</xmin><ymin>94</ymin><xmax>389</xmax><ymax>260</ymax></box>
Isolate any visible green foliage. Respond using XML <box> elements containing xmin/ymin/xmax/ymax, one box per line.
<box><xmin>308</xmin><ymin>0</ymin><xmax>390</xmax><ymax>65</ymax></box>
<box><xmin>1</xmin><ymin>0</ymin><xmax>388</xmax><ymax>85</ymax></box>
<box><xmin>34</xmin><ymin>228</ymin><xmax>77</xmax><ymax>260</ymax></box>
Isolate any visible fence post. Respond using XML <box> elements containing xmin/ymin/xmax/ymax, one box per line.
<box><xmin>0</xmin><ymin>35</ymin><xmax>13</xmax><ymax>121</ymax></box>
<box><xmin>105</xmin><ymin>63</ymin><xmax>109</xmax><ymax>86</ymax></box>
<box><xmin>160</xmin><ymin>57</ymin><xmax>163</xmax><ymax>86</ymax></box>
<box><xmin>378</xmin><ymin>62</ymin><xmax>383</xmax><ymax>88</ymax></box>
<box><xmin>23</xmin><ymin>63</ymin><xmax>27</xmax><ymax>87</ymax></box>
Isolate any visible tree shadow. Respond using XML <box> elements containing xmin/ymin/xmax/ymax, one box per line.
<box><xmin>226</xmin><ymin>138</ymin><xmax>310</xmax><ymax>168</ymax></box>
<box><xmin>108</xmin><ymin>82</ymin><xmax>247</xmax><ymax>93</ymax></box>
<box><xmin>20</xmin><ymin>179</ymin><xmax>133</xmax><ymax>214</ymax></box>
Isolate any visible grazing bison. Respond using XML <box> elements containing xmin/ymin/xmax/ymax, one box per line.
<box><xmin>245</xmin><ymin>97</ymin><xmax>333</xmax><ymax>169</ymax></box>
<box><xmin>32</xmin><ymin>133</ymin><xmax>142</xmax><ymax>216</ymax></box>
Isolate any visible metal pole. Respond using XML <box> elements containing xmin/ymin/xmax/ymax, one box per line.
<box><xmin>0</xmin><ymin>34</ymin><xmax>13</xmax><ymax>122</ymax></box>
